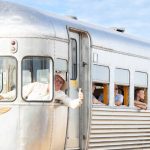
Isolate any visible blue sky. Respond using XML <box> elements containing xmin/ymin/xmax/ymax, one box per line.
<box><xmin>3</xmin><ymin>0</ymin><xmax>150</xmax><ymax>42</ymax></box>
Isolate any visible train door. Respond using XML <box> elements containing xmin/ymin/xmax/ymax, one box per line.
<box><xmin>66</xmin><ymin>30</ymin><xmax>91</xmax><ymax>150</ymax></box>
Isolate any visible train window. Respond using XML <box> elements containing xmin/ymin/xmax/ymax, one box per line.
<box><xmin>115</xmin><ymin>68</ymin><xmax>130</xmax><ymax>106</ymax></box>
<box><xmin>0</xmin><ymin>57</ymin><xmax>17</xmax><ymax>101</ymax></box>
<box><xmin>70</xmin><ymin>39</ymin><xmax>77</xmax><ymax>80</ymax></box>
<box><xmin>55</xmin><ymin>59</ymin><xmax>67</xmax><ymax>72</ymax></box>
<box><xmin>92</xmin><ymin>65</ymin><xmax>109</xmax><ymax>105</ymax></box>
<box><xmin>22</xmin><ymin>56</ymin><xmax>53</xmax><ymax>102</ymax></box>
<box><xmin>92</xmin><ymin>82</ymin><xmax>108</xmax><ymax>105</ymax></box>
<box><xmin>114</xmin><ymin>85</ymin><xmax>129</xmax><ymax>106</ymax></box>
<box><xmin>134</xmin><ymin>71</ymin><xmax>148</xmax><ymax>104</ymax></box>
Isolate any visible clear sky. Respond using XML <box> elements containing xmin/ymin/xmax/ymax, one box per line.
<box><xmin>3</xmin><ymin>0</ymin><xmax>150</xmax><ymax>42</ymax></box>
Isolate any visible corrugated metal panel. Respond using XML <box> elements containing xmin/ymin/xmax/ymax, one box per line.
<box><xmin>87</xmin><ymin>107</ymin><xmax>150</xmax><ymax>149</ymax></box>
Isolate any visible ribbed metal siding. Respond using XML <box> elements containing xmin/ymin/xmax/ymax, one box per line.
<box><xmin>88</xmin><ymin>107</ymin><xmax>150</xmax><ymax>150</ymax></box>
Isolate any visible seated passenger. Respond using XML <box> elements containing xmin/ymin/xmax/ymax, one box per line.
<box><xmin>99</xmin><ymin>85</ymin><xmax>123</xmax><ymax>106</ymax></box>
<box><xmin>134</xmin><ymin>88</ymin><xmax>147</xmax><ymax>110</ymax></box>
<box><xmin>114</xmin><ymin>85</ymin><xmax>123</xmax><ymax>106</ymax></box>
<box><xmin>92</xmin><ymin>83</ymin><xmax>105</xmax><ymax>105</ymax></box>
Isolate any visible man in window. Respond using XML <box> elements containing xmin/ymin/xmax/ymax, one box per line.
<box><xmin>0</xmin><ymin>73</ymin><xmax>84</xmax><ymax>109</ymax></box>
<box><xmin>134</xmin><ymin>88</ymin><xmax>147</xmax><ymax>110</ymax></box>
<box><xmin>114</xmin><ymin>85</ymin><xmax>123</xmax><ymax>106</ymax></box>
<box><xmin>54</xmin><ymin>73</ymin><xmax>83</xmax><ymax>108</ymax></box>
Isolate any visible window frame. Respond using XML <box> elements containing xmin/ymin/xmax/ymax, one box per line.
<box><xmin>92</xmin><ymin>64</ymin><xmax>110</xmax><ymax>105</ymax></box>
<box><xmin>114</xmin><ymin>68</ymin><xmax>130</xmax><ymax>107</ymax></box>
<box><xmin>134</xmin><ymin>71</ymin><xmax>148</xmax><ymax>105</ymax></box>
<box><xmin>21</xmin><ymin>56</ymin><xmax>54</xmax><ymax>102</ymax></box>
<box><xmin>0</xmin><ymin>56</ymin><xmax>17</xmax><ymax>102</ymax></box>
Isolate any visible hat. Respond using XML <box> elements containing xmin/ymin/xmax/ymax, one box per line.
<box><xmin>55</xmin><ymin>73</ymin><xmax>68</xmax><ymax>91</ymax></box>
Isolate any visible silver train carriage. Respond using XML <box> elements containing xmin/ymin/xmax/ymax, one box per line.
<box><xmin>0</xmin><ymin>1</ymin><xmax>150</xmax><ymax>150</ymax></box>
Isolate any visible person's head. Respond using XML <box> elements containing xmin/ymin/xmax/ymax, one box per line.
<box><xmin>55</xmin><ymin>73</ymin><xmax>67</xmax><ymax>91</ymax></box>
<box><xmin>92</xmin><ymin>83</ymin><xmax>96</xmax><ymax>93</ymax></box>
<box><xmin>114</xmin><ymin>85</ymin><xmax>118</xmax><ymax>95</ymax></box>
<box><xmin>135</xmin><ymin>88</ymin><xmax>145</xmax><ymax>101</ymax></box>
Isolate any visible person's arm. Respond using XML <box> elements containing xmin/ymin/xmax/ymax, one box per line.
<box><xmin>55</xmin><ymin>90</ymin><xmax>83</xmax><ymax>109</ymax></box>
<box><xmin>93</xmin><ymin>96</ymin><xmax>105</xmax><ymax>105</ymax></box>
<box><xmin>134</xmin><ymin>100</ymin><xmax>147</xmax><ymax>110</ymax></box>
<box><xmin>93</xmin><ymin>97</ymin><xmax>100</xmax><ymax>104</ymax></box>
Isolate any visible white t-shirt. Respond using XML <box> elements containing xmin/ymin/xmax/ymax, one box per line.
<box><xmin>23</xmin><ymin>82</ymin><xmax>49</xmax><ymax>100</ymax></box>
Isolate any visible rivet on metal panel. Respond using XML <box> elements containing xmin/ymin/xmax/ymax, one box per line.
<box><xmin>11</xmin><ymin>40</ymin><xmax>18</xmax><ymax>53</ymax></box>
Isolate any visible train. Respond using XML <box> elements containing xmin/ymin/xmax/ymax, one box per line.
<box><xmin>0</xmin><ymin>1</ymin><xmax>150</xmax><ymax>150</ymax></box>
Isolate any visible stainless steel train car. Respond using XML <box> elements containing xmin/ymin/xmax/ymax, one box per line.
<box><xmin>1</xmin><ymin>1</ymin><xmax>150</xmax><ymax>150</ymax></box>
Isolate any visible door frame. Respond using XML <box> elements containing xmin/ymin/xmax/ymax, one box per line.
<box><xmin>66</xmin><ymin>28</ymin><xmax>92</xmax><ymax>150</ymax></box>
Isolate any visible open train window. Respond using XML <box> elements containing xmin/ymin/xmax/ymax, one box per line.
<box><xmin>0</xmin><ymin>57</ymin><xmax>17</xmax><ymax>101</ymax></box>
<box><xmin>22</xmin><ymin>56</ymin><xmax>53</xmax><ymax>102</ymax></box>
<box><xmin>92</xmin><ymin>83</ymin><xmax>109</xmax><ymax>105</ymax></box>
<box><xmin>92</xmin><ymin>65</ymin><xmax>109</xmax><ymax>105</ymax></box>
<box><xmin>134</xmin><ymin>71</ymin><xmax>148</xmax><ymax>104</ymax></box>
<box><xmin>115</xmin><ymin>68</ymin><xmax>130</xmax><ymax>106</ymax></box>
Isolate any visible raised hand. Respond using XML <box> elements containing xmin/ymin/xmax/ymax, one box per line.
<box><xmin>78</xmin><ymin>88</ymin><xmax>83</xmax><ymax>100</ymax></box>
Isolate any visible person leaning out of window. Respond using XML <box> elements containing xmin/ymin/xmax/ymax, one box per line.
<box><xmin>0</xmin><ymin>73</ymin><xmax>84</xmax><ymax>109</ymax></box>
<box><xmin>134</xmin><ymin>88</ymin><xmax>147</xmax><ymax>110</ymax></box>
